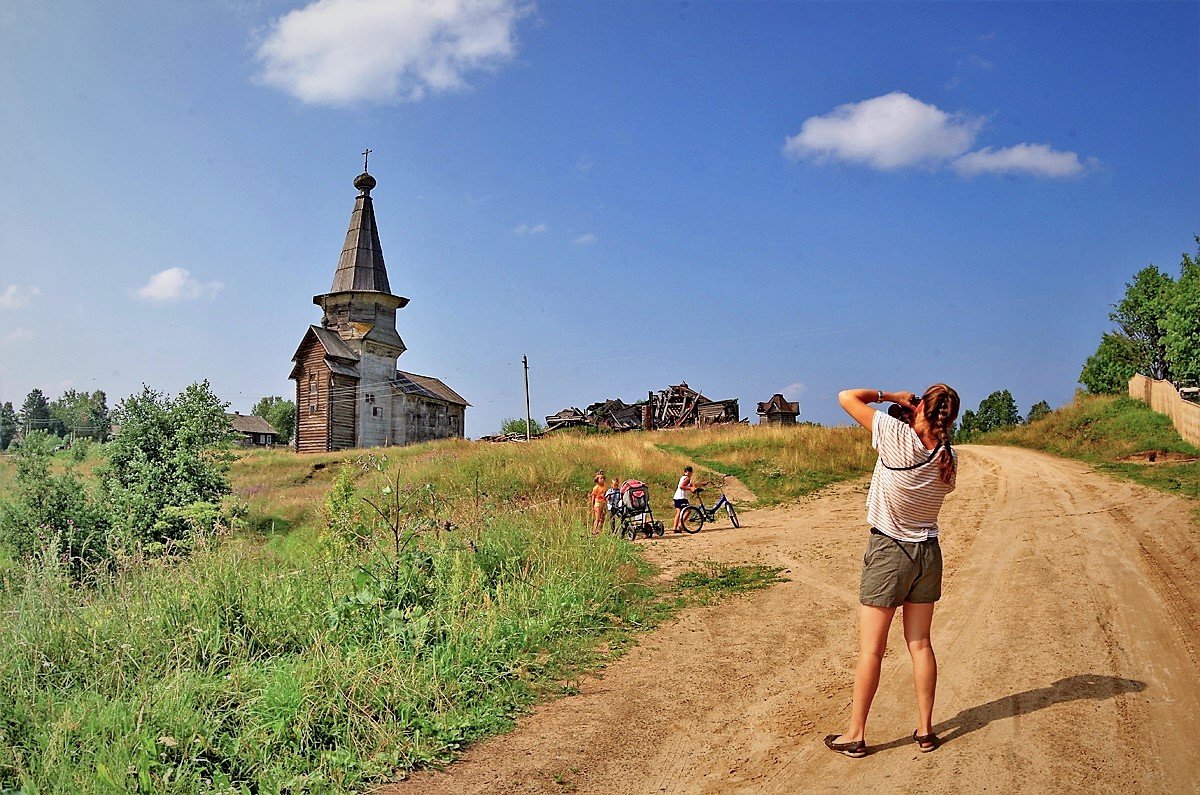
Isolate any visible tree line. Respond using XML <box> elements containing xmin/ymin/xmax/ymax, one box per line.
<box><xmin>0</xmin><ymin>389</ymin><xmax>110</xmax><ymax>451</ymax></box>
<box><xmin>957</xmin><ymin>390</ymin><xmax>1051</xmax><ymax>436</ymax></box>
<box><xmin>0</xmin><ymin>388</ymin><xmax>297</xmax><ymax>451</ymax></box>
<box><xmin>1079</xmin><ymin>238</ymin><xmax>1200</xmax><ymax>393</ymax></box>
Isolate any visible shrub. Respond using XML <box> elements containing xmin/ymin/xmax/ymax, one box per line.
<box><xmin>101</xmin><ymin>382</ymin><xmax>234</xmax><ymax>553</ymax></box>
<box><xmin>0</xmin><ymin>431</ymin><xmax>110</xmax><ymax>578</ymax></box>
<box><xmin>68</xmin><ymin>436</ymin><xmax>92</xmax><ymax>463</ymax></box>
<box><xmin>500</xmin><ymin>417</ymin><xmax>545</xmax><ymax>436</ymax></box>
<box><xmin>1026</xmin><ymin>400</ymin><xmax>1053</xmax><ymax>424</ymax></box>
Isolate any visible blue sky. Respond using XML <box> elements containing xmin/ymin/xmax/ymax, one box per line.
<box><xmin>1</xmin><ymin>1</ymin><xmax>1196</xmax><ymax>436</ymax></box>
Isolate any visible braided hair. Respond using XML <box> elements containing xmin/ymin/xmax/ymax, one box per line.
<box><xmin>919</xmin><ymin>383</ymin><xmax>961</xmax><ymax>484</ymax></box>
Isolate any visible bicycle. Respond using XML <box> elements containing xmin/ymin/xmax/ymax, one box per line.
<box><xmin>679</xmin><ymin>478</ymin><xmax>740</xmax><ymax>534</ymax></box>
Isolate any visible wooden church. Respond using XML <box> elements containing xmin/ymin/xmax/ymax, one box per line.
<box><xmin>289</xmin><ymin>164</ymin><xmax>468</xmax><ymax>453</ymax></box>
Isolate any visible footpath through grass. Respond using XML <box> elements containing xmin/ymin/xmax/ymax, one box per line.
<box><xmin>0</xmin><ymin>422</ymin><xmax>863</xmax><ymax>794</ymax></box>
<box><xmin>976</xmin><ymin>393</ymin><xmax>1200</xmax><ymax>501</ymax></box>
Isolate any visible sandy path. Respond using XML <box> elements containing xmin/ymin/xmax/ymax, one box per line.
<box><xmin>384</xmin><ymin>446</ymin><xmax>1200</xmax><ymax>794</ymax></box>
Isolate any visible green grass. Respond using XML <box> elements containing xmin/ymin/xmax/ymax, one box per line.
<box><xmin>675</xmin><ymin>562</ymin><xmax>788</xmax><ymax>603</ymax></box>
<box><xmin>978</xmin><ymin>393</ymin><xmax>1200</xmax><ymax>500</ymax></box>
<box><xmin>0</xmin><ymin>422</ymin><xmax>845</xmax><ymax>793</ymax></box>
<box><xmin>15</xmin><ymin>399</ymin><xmax>1195</xmax><ymax>792</ymax></box>
<box><xmin>0</xmin><ymin>509</ymin><xmax>659</xmax><ymax>793</ymax></box>
<box><xmin>655</xmin><ymin>424</ymin><xmax>874</xmax><ymax>505</ymax></box>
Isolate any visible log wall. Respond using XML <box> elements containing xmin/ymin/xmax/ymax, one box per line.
<box><xmin>294</xmin><ymin>339</ymin><xmax>331</xmax><ymax>454</ymax></box>
<box><xmin>330</xmin><ymin>374</ymin><xmax>357</xmax><ymax>450</ymax></box>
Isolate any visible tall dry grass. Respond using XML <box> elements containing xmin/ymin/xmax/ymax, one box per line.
<box><xmin>657</xmin><ymin>423</ymin><xmax>874</xmax><ymax>504</ymax></box>
<box><xmin>231</xmin><ymin>421</ymin><xmax>874</xmax><ymax>532</ymax></box>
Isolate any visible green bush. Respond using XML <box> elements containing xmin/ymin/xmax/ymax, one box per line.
<box><xmin>101</xmin><ymin>381</ymin><xmax>234</xmax><ymax>553</ymax></box>
<box><xmin>499</xmin><ymin>417</ymin><xmax>544</xmax><ymax>436</ymax></box>
<box><xmin>68</xmin><ymin>436</ymin><xmax>92</xmax><ymax>463</ymax></box>
<box><xmin>0</xmin><ymin>431</ymin><xmax>110</xmax><ymax>578</ymax></box>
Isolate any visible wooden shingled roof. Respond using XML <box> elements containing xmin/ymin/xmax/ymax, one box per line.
<box><xmin>227</xmin><ymin>413</ymin><xmax>276</xmax><ymax>435</ymax></box>
<box><xmin>288</xmin><ymin>325</ymin><xmax>361</xmax><ymax>380</ymax></box>
<box><xmin>330</xmin><ymin>171</ymin><xmax>391</xmax><ymax>294</ymax></box>
<box><xmin>757</xmin><ymin>394</ymin><xmax>800</xmax><ymax>414</ymax></box>
<box><xmin>394</xmin><ymin>370</ymin><xmax>470</xmax><ymax>406</ymax></box>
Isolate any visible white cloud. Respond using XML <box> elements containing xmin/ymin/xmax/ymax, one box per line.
<box><xmin>513</xmin><ymin>222</ymin><xmax>548</xmax><ymax>235</ymax></box>
<box><xmin>782</xmin><ymin>382</ymin><xmax>807</xmax><ymax>401</ymax></box>
<box><xmin>0</xmin><ymin>285</ymin><xmax>39</xmax><ymax>309</ymax></box>
<box><xmin>572</xmin><ymin>233</ymin><xmax>596</xmax><ymax>246</ymax></box>
<box><xmin>1</xmin><ymin>328</ymin><xmax>33</xmax><ymax>345</ymax></box>
<box><xmin>135</xmin><ymin>268</ymin><xmax>223</xmax><ymax>303</ymax></box>
<box><xmin>256</xmin><ymin>0</ymin><xmax>530</xmax><ymax>105</ymax></box>
<box><xmin>784</xmin><ymin>92</ymin><xmax>1092</xmax><ymax>179</ymax></box>
<box><xmin>784</xmin><ymin>92</ymin><xmax>982</xmax><ymax>169</ymax></box>
<box><xmin>952</xmin><ymin>144</ymin><xmax>1088</xmax><ymax>178</ymax></box>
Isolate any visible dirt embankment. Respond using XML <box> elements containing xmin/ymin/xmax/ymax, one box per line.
<box><xmin>385</xmin><ymin>446</ymin><xmax>1200</xmax><ymax>794</ymax></box>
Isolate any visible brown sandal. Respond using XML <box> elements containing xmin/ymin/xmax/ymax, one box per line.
<box><xmin>823</xmin><ymin>734</ymin><xmax>867</xmax><ymax>758</ymax></box>
<box><xmin>913</xmin><ymin>731</ymin><xmax>939</xmax><ymax>752</ymax></box>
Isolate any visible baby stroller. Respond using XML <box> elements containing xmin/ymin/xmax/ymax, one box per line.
<box><xmin>609</xmin><ymin>479</ymin><xmax>665</xmax><ymax>541</ymax></box>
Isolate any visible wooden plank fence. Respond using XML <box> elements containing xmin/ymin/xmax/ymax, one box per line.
<box><xmin>1128</xmin><ymin>375</ymin><xmax>1200</xmax><ymax>447</ymax></box>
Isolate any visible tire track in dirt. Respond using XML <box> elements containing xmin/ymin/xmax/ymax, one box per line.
<box><xmin>383</xmin><ymin>447</ymin><xmax>1200</xmax><ymax>794</ymax></box>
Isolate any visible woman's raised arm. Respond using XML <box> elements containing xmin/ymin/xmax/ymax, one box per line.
<box><xmin>838</xmin><ymin>389</ymin><xmax>917</xmax><ymax>430</ymax></box>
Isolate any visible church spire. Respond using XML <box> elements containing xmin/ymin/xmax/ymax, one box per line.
<box><xmin>329</xmin><ymin>156</ymin><xmax>391</xmax><ymax>294</ymax></box>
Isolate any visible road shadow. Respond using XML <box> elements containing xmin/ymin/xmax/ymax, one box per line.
<box><xmin>870</xmin><ymin>674</ymin><xmax>1147</xmax><ymax>753</ymax></box>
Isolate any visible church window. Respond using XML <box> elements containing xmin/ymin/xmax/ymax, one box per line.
<box><xmin>308</xmin><ymin>374</ymin><xmax>318</xmax><ymax>413</ymax></box>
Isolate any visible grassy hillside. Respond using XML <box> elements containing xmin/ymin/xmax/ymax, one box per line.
<box><xmin>0</xmin><ymin>423</ymin><xmax>872</xmax><ymax>794</ymax></box>
<box><xmin>229</xmin><ymin>422</ymin><xmax>876</xmax><ymax>541</ymax></box>
<box><xmin>979</xmin><ymin>393</ymin><xmax>1200</xmax><ymax>500</ymax></box>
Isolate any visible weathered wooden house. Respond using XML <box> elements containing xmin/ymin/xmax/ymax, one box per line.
<box><xmin>289</xmin><ymin>167</ymin><xmax>468</xmax><ymax>453</ymax></box>
<box><xmin>227</xmin><ymin>412</ymin><xmax>277</xmax><ymax>447</ymax></box>
<box><xmin>757</xmin><ymin>394</ymin><xmax>800</xmax><ymax>425</ymax></box>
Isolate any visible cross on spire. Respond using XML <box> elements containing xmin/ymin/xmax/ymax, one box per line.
<box><xmin>362</xmin><ymin>148</ymin><xmax>372</xmax><ymax>172</ymax></box>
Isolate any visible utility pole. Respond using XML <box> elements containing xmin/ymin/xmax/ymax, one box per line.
<box><xmin>522</xmin><ymin>354</ymin><xmax>532</xmax><ymax>440</ymax></box>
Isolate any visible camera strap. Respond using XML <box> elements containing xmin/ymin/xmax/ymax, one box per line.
<box><xmin>879</xmin><ymin>443</ymin><xmax>944</xmax><ymax>472</ymax></box>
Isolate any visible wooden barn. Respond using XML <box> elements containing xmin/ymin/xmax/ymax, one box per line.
<box><xmin>289</xmin><ymin>164</ymin><xmax>468</xmax><ymax>453</ymax></box>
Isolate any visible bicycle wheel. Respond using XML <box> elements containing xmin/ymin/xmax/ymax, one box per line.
<box><xmin>725</xmin><ymin>502</ymin><xmax>740</xmax><ymax>528</ymax></box>
<box><xmin>680</xmin><ymin>506</ymin><xmax>705</xmax><ymax>534</ymax></box>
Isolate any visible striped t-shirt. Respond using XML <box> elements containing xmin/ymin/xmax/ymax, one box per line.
<box><xmin>866</xmin><ymin>411</ymin><xmax>956</xmax><ymax>542</ymax></box>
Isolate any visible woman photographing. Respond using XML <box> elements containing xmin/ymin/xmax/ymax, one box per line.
<box><xmin>824</xmin><ymin>384</ymin><xmax>960</xmax><ymax>758</ymax></box>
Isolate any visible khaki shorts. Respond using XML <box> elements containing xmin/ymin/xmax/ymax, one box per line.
<box><xmin>859</xmin><ymin>529</ymin><xmax>942</xmax><ymax>608</ymax></box>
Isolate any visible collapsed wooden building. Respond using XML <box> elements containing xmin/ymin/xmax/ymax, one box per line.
<box><xmin>545</xmin><ymin>382</ymin><xmax>740</xmax><ymax>433</ymax></box>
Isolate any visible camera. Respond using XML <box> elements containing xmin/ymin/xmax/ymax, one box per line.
<box><xmin>887</xmin><ymin>402</ymin><xmax>915</xmax><ymax>425</ymax></box>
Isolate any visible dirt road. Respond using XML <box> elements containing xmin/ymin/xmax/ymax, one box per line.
<box><xmin>389</xmin><ymin>446</ymin><xmax>1200</xmax><ymax>794</ymax></box>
